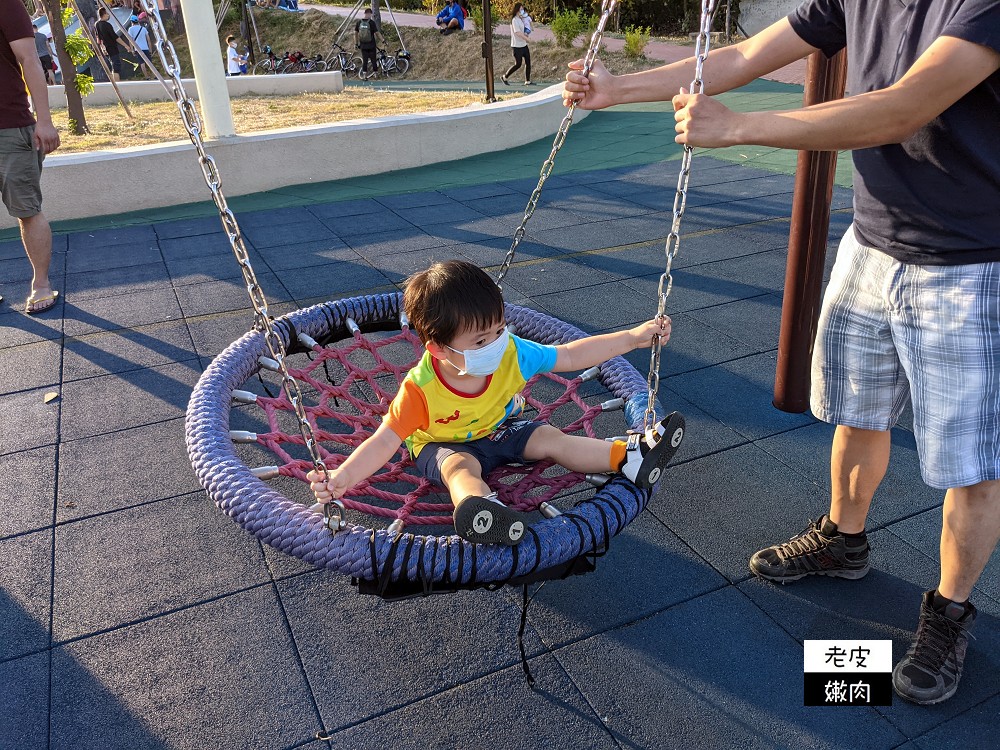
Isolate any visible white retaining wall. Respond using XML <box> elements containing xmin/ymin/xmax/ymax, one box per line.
<box><xmin>5</xmin><ymin>84</ymin><xmax>585</xmax><ymax>230</ymax></box>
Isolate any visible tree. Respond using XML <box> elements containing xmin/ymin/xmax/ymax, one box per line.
<box><xmin>37</xmin><ymin>0</ymin><xmax>90</xmax><ymax>135</ymax></box>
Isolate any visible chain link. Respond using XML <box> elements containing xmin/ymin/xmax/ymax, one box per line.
<box><xmin>138</xmin><ymin>2</ymin><xmax>330</xmax><ymax>482</ymax></box>
<box><xmin>494</xmin><ymin>0</ymin><xmax>619</xmax><ymax>289</ymax></box>
<box><xmin>642</xmin><ymin>0</ymin><xmax>718</xmax><ymax>432</ymax></box>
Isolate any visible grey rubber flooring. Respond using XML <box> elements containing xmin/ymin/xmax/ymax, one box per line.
<box><xmin>2</xmin><ymin>110</ymin><xmax>997</xmax><ymax>750</ymax></box>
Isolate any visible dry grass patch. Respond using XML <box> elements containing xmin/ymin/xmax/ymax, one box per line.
<box><xmin>53</xmin><ymin>89</ymin><xmax>519</xmax><ymax>153</ymax></box>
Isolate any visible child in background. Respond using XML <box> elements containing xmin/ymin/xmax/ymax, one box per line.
<box><xmin>309</xmin><ymin>260</ymin><xmax>684</xmax><ymax>546</ymax></box>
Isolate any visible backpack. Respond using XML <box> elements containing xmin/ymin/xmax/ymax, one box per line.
<box><xmin>358</xmin><ymin>20</ymin><xmax>373</xmax><ymax>44</ymax></box>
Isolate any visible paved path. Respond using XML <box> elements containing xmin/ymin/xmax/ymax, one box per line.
<box><xmin>300</xmin><ymin>3</ymin><xmax>807</xmax><ymax>84</ymax></box>
<box><xmin>2</xmin><ymin>88</ymin><xmax>997</xmax><ymax>750</ymax></box>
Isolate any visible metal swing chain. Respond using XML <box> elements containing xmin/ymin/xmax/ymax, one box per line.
<box><xmin>642</xmin><ymin>0</ymin><xmax>718</xmax><ymax>433</ymax></box>
<box><xmin>137</xmin><ymin>3</ymin><xmax>339</xmax><ymax>521</ymax></box>
<box><xmin>494</xmin><ymin>0</ymin><xmax>619</xmax><ymax>289</ymax></box>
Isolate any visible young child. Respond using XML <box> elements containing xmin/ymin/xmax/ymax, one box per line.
<box><xmin>308</xmin><ymin>260</ymin><xmax>681</xmax><ymax>546</ymax></box>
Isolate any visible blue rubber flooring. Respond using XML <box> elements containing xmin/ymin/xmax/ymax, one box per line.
<box><xmin>2</xmin><ymin>122</ymin><xmax>998</xmax><ymax>750</ymax></box>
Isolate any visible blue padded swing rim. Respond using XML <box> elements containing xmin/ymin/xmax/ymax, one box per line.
<box><xmin>185</xmin><ymin>291</ymin><xmax>660</xmax><ymax>584</ymax></box>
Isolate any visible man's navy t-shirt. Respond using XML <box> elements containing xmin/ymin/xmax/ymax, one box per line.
<box><xmin>789</xmin><ymin>0</ymin><xmax>1000</xmax><ymax>265</ymax></box>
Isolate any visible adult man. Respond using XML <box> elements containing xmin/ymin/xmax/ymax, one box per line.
<box><xmin>1</xmin><ymin>0</ymin><xmax>61</xmax><ymax>313</ymax></box>
<box><xmin>32</xmin><ymin>23</ymin><xmax>54</xmax><ymax>86</ymax></box>
<box><xmin>564</xmin><ymin>0</ymin><xmax>1000</xmax><ymax>706</ymax></box>
<box><xmin>435</xmin><ymin>0</ymin><xmax>464</xmax><ymax>35</ymax></box>
<box><xmin>95</xmin><ymin>8</ymin><xmax>122</xmax><ymax>82</ymax></box>
<box><xmin>354</xmin><ymin>7</ymin><xmax>385</xmax><ymax>80</ymax></box>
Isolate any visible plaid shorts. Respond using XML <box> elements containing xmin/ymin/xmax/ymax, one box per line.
<box><xmin>811</xmin><ymin>227</ymin><xmax>1000</xmax><ymax>489</ymax></box>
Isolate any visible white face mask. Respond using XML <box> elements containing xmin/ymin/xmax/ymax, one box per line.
<box><xmin>447</xmin><ymin>327</ymin><xmax>509</xmax><ymax>376</ymax></box>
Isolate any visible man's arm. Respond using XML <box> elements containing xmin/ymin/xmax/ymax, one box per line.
<box><xmin>564</xmin><ymin>18</ymin><xmax>817</xmax><ymax>110</ymax></box>
<box><xmin>9</xmin><ymin>38</ymin><xmax>60</xmax><ymax>154</ymax></box>
<box><xmin>674</xmin><ymin>35</ymin><xmax>1000</xmax><ymax>151</ymax></box>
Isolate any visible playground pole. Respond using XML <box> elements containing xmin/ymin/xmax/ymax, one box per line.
<box><xmin>773</xmin><ymin>49</ymin><xmax>848</xmax><ymax>413</ymax></box>
<box><xmin>177</xmin><ymin>0</ymin><xmax>235</xmax><ymax>138</ymax></box>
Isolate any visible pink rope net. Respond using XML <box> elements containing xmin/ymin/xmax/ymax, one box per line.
<box><xmin>252</xmin><ymin>328</ymin><xmax>605</xmax><ymax>527</ymax></box>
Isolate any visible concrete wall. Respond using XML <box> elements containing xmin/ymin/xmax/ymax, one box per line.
<box><xmin>740</xmin><ymin>0</ymin><xmax>800</xmax><ymax>36</ymax></box>
<box><xmin>45</xmin><ymin>71</ymin><xmax>344</xmax><ymax>109</ymax></box>
<box><xmin>3</xmin><ymin>85</ymin><xmax>586</xmax><ymax>229</ymax></box>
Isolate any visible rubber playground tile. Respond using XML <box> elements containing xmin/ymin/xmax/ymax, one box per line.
<box><xmin>657</xmin><ymin>385</ymin><xmax>749</xmax><ymax>464</ymax></box>
<box><xmin>539</xmin><ymin>185</ymin><xmax>654</xmax><ymax>223</ymax></box>
<box><xmin>0</xmin><ymin>530</ymin><xmax>51</xmax><ymax>662</ymax></box>
<box><xmin>62</xmin><ymin>286</ymin><xmax>183</xmax><ymax>338</ymax></box>
<box><xmin>375</xmin><ymin>191</ymin><xmax>454</xmax><ymax>210</ymax></box>
<box><xmin>622</xmin><ymin>263</ymin><xmax>775</xmax><ymax>317</ymax></box>
<box><xmin>667</xmin><ymin>351</ymin><xmax>815</xmax><ymax>441</ymax></box>
<box><xmin>344</xmin><ymin>226</ymin><xmax>459</xmax><ymax>259</ymax></box>
<box><xmin>755</xmin><ymin>423</ymin><xmax>943</xmax><ymax>533</ymax></box>
<box><xmin>391</xmin><ymin>201</ymin><xmax>493</xmax><ymax>230</ymax></box>
<box><xmin>279</xmin><ymin>259</ymin><xmax>393</xmax><ymax>302</ymax></box>
<box><xmin>277</xmin><ymin>569</ymin><xmax>550</xmax><ymax>731</ymax></box>
<box><xmin>0</xmin><ymin>446</ymin><xmax>55</xmax><ymax>539</ymax></box>
<box><xmin>694</xmin><ymin>193</ymin><xmax>797</xmax><ymax>230</ymax></box>
<box><xmin>362</xmin><ymin>244</ymin><xmax>468</xmax><ymax>284</ymax></box>
<box><xmin>324</xmin><ymin>209</ymin><xmax>417</xmax><ymax>238</ymax></box>
<box><xmin>67</xmin><ymin>224</ymin><xmax>157</xmax><ymax>252</ymax></box>
<box><xmin>251</xmin><ymin>237</ymin><xmax>356</xmax><ymax>272</ymax></box>
<box><xmin>0</xmin><ymin>254</ymin><xmax>59</xmax><ymax>284</ymax></box>
<box><xmin>460</xmin><ymin>190</ymin><xmax>546</xmax><ymax>218</ymax></box>
<box><xmin>163</xmin><ymin>250</ymin><xmax>251</xmax><ymax>286</ymax></box>
<box><xmin>672</xmin><ymin>222</ymin><xmax>792</xmax><ymax>268</ymax></box>
<box><xmin>0</xmin><ymin>339</ymin><xmax>61</xmax><ymax>395</ymax></box>
<box><xmin>58</xmin><ymin>361</ymin><xmax>202</xmax><ymax>441</ymax></box>
<box><xmin>555</xmin><ymin>587</ymin><xmax>907</xmax><ymax>750</ymax></box>
<box><xmin>914</xmin><ymin>693</ymin><xmax>1000</xmax><ymax>750</ymax></box>
<box><xmin>233</xmin><ymin>205</ymin><xmax>317</xmax><ymax>229</ymax></box>
<box><xmin>62</xmin><ymin>318</ymin><xmax>194</xmax><ymax>384</ymax></box>
<box><xmin>157</xmin><ymin>232</ymin><xmax>233</xmax><ymax>262</ymax></box>
<box><xmin>687</xmin><ymin>295</ymin><xmax>785</xmax><ymax>355</ymax></box>
<box><xmin>622</xmin><ymin>311</ymin><xmax>759</xmax><ymax>378</ymax></box>
<box><xmin>174</xmin><ymin>271</ymin><xmax>291</xmax><ymax>318</ymax></box>
<box><xmin>241</xmin><ymin>218</ymin><xmax>337</xmax><ymax>250</ymax></box>
<box><xmin>152</xmin><ymin>214</ymin><xmax>223</xmax><ymax>240</ymax></box>
<box><xmin>50</xmin><ymin>586</ymin><xmax>320</xmax><ymax>750</ymax></box>
<box><xmin>326</xmin><ymin>654</ymin><xmax>618</xmax><ymax>750</ymax></box>
<box><xmin>531</xmin><ymin>279</ymin><xmax>658</xmax><ymax>335</ymax></box>
<box><xmin>57</xmin><ymin>418</ymin><xmax>199</xmax><ymax>521</ymax></box>
<box><xmin>0</xmin><ymin>237</ymin><xmax>29</xmax><ymax>260</ymax></box>
<box><xmin>0</xmin><ymin>653</ymin><xmax>48</xmax><ymax>750</ymax></box>
<box><xmin>650</xmin><ymin>443</ymin><xmax>829</xmax><ymax>582</ymax></box>
<box><xmin>184</xmin><ymin>303</ymin><xmax>295</xmax><ymax>360</ymax></box>
<box><xmin>738</xmin><ymin>537</ymin><xmax>1000</xmax><ymax>740</ymax></box>
<box><xmin>65</xmin><ymin>241</ymin><xmax>161</xmax><ymax>275</ymax></box>
<box><xmin>417</xmin><ymin>217</ymin><xmax>512</xmax><ymax>248</ymax></box>
<box><xmin>0</xmin><ymin>386</ymin><xmax>60</xmax><ymax>455</ymax></box>
<box><xmin>887</xmin><ymin>509</ymin><xmax>1000</xmax><ymax>605</ymax></box>
<box><xmin>306</xmin><ymin>197</ymin><xmax>384</xmax><ymax>220</ymax></box>
<box><xmin>0</xmin><ymin>301</ymin><xmax>60</xmax><ymax>349</ymax></box>
<box><xmin>439</xmin><ymin>181</ymin><xmax>519</xmax><ymax>202</ymax></box>
<box><xmin>63</xmin><ymin>260</ymin><xmax>172</xmax><ymax>302</ymax></box>
<box><xmin>523</xmin><ymin>512</ymin><xmax>726</xmax><ymax>649</ymax></box>
<box><xmin>493</xmin><ymin>256</ymin><xmax>618</xmax><ymax>297</ymax></box>
<box><xmin>53</xmin><ymin>493</ymin><xmax>270</xmax><ymax>641</ymax></box>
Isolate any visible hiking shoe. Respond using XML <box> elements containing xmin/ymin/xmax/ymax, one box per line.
<box><xmin>619</xmin><ymin>411</ymin><xmax>685</xmax><ymax>488</ymax></box>
<box><xmin>453</xmin><ymin>495</ymin><xmax>532</xmax><ymax>546</ymax></box>
<box><xmin>749</xmin><ymin>516</ymin><xmax>870</xmax><ymax>582</ymax></box>
<box><xmin>893</xmin><ymin>590</ymin><xmax>977</xmax><ymax>705</ymax></box>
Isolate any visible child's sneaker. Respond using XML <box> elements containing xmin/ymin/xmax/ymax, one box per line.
<box><xmin>619</xmin><ymin>412</ymin><xmax>685</xmax><ymax>488</ymax></box>
<box><xmin>453</xmin><ymin>495</ymin><xmax>532</xmax><ymax>546</ymax></box>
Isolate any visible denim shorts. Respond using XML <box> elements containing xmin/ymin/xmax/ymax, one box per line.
<box><xmin>413</xmin><ymin>419</ymin><xmax>544</xmax><ymax>485</ymax></box>
<box><xmin>811</xmin><ymin>226</ymin><xmax>1000</xmax><ymax>489</ymax></box>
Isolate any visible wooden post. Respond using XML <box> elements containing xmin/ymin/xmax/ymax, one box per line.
<box><xmin>773</xmin><ymin>49</ymin><xmax>848</xmax><ymax>413</ymax></box>
<box><xmin>482</xmin><ymin>1</ymin><xmax>496</xmax><ymax>102</ymax></box>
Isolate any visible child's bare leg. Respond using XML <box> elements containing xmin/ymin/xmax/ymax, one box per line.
<box><xmin>523</xmin><ymin>424</ymin><xmax>615</xmax><ymax>473</ymax></box>
<box><xmin>439</xmin><ymin>452</ymin><xmax>491</xmax><ymax>509</ymax></box>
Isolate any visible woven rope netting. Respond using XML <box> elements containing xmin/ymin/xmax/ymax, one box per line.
<box><xmin>255</xmin><ymin>325</ymin><xmax>609</xmax><ymax>528</ymax></box>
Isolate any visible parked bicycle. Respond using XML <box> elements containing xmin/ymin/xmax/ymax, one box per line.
<box><xmin>252</xmin><ymin>45</ymin><xmax>283</xmax><ymax>75</ymax></box>
<box><xmin>280</xmin><ymin>51</ymin><xmax>328</xmax><ymax>74</ymax></box>
<box><xmin>359</xmin><ymin>48</ymin><xmax>411</xmax><ymax>80</ymax></box>
<box><xmin>327</xmin><ymin>42</ymin><xmax>362</xmax><ymax>77</ymax></box>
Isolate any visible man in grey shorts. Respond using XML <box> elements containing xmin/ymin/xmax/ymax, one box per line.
<box><xmin>564</xmin><ymin>0</ymin><xmax>999</xmax><ymax>706</ymax></box>
<box><xmin>2</xmin><ymin>0</ymin><xmax>61</xmax><ymax>313</ymax></box>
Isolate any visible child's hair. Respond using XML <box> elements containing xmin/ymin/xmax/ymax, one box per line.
<box><xmin>403</xmin><ymin>260</ymin><xmax>504</xmax><ymax>345</ymax></box>
<box><xmin>226</xmin><ymin>35</ymin><xmax>236</xmax><ymax>44</ymax></box>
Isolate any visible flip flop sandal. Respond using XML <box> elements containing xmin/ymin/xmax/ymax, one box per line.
<box><xmin>25</xmin><ymin>290</ymin><xmax>59</xmax><ymax>315</ymax></box>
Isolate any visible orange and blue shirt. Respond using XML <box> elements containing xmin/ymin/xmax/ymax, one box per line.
<box><xmin>384</xmin><ymin>334</ymin><xmax>557</xmax><ymax>457</ymax></box>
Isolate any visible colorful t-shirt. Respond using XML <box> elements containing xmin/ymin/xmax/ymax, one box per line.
<box><xmin>384</xmin><ymin>334</ymin><xmax>557</xmax><ymax>457</ymax></box>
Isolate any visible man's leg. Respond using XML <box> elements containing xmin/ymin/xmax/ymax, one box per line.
<box><xmin>20</xmin><ymin>211</ymin><xmax>53</xmax><ymax>302</ymax></box>
<box><xmin>938</xmin><ymin>479</ymin><xmax>1000</xmax><ymax>602</ymax></box>
<box><xmin>828</xmin><ymin>425</ymin><xmax>891</xmax><ymax>533</ymax></box>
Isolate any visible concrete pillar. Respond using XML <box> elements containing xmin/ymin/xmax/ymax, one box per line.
<box><xmin>176</xmin><ymin>0</ymin><xmax>235</xmax><ymax>138</ymax></box>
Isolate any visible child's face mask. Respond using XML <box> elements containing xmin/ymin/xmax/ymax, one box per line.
<box><xmin>447</xmin><ymin>327</ymin><xmax>509</xmax><ymax>376</ymax></box>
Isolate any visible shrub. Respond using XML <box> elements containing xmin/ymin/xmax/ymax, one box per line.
<box><xmin>622</xmin><ymin>24</ymin><xmax>650</xmax><ymax>58</ymax></box>
<box><xmin>468</xmin><ymin>1</ymin><xmax>504</xmax><ymax>32</ymax></box>
<box><xmin>549</xmin><ymin>8</ymin><xmax>587</xmax><ymax>47</ymax></box>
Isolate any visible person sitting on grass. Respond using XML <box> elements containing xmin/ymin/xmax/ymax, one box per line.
<box><xmin>435</xmin><ymin>0</ymin><xmax>465</xmax><ymax>35</ymax></box>
<box><xmin>308</xmin><ymin>260</ymin><xmax>683</xmax><ymax>546</ymax></box>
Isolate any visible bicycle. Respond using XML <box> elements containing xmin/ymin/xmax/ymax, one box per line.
<box><xmin>280</xmin><ymin>51</ymin><xmax>328</xmax><ymax>74</ymax></box>
<box><xmin>327</xmin><ymin>42</ymin><xmax>362</xmax><ymax>77</ymax></box>
<box><xmin>359</xmin><ymin>48</ymin><xmax>410</xmax><ymax>80</ymax></box>
<box><xmin>252</xmin><ymin>45</ymin><xmax>284</xmax><ymax>75</ymax></box>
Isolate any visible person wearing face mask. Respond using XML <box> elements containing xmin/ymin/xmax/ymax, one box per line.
<box><xmin>501</xmin><ymin>3</ymin><xmax>532</xmax><ymax>85</ymax></box>
<box><xmin>308</xmin><ymin>260</ymin><xmax>684</xmax><ymax>546</ymax></box>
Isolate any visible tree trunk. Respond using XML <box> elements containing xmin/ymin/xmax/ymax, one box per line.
<box><xmin>40</xmin><ymin>0</ymin><xmax>89</xmax><ymax>135</ymax></box>
<box><xmin>371</xmin><ymin>1</ymin><xmax>383</xmax><ymax>28</ymax></box>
